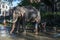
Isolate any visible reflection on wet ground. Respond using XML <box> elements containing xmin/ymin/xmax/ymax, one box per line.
<box><xmin>0</xmin><ymin>25</ymin><xmax>59</xmax><ymax>40</ymax></box>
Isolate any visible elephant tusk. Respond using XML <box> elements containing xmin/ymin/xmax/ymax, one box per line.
<box><xmin>6</xmin><ymin>18</ymin><xmax>17</xmax><ymax>23</ymax></box>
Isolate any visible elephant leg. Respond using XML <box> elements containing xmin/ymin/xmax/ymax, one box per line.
<box><xmin>41</xmin><ymin>22</ymin><xmax>46</xmax><ymax>32</ymax></box>
<box><xmin>16</xmin><ymin>21</ymin><xmax>20</xmax><ymax>33</ymax></box>
<box><xmin>23</xmin><ymin>22</ymin><xmax>26</xmax><ymax>34</ymax></box>
<box><xmin>10</xmin><ymin>23</ymin><xmax>15</xmax><ymax>34</ymax></box>
<box><xmin>22</xmin><ymin>19</ymin><xmax>27</xmax><ymax>34</ymax></box>
<box><xmin>35</xmin><ymin>22</ymin><xmax>39</xmax><ymax>35</ymax></box>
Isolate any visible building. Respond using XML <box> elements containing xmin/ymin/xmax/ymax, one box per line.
<box><xmin>0</xmin><ymin>1</ymin><xmax>10</xmax><ymax>16</ymax></box>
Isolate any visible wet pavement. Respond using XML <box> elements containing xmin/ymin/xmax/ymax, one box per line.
<box><xmin>0</xmin><ymin>25</ymin><xmax>59</xmax><ymax>40</ymax></box>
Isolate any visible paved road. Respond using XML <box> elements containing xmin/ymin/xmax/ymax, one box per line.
<box><xmin>0</xmin><ymin>25</ymin><xmax>59</xmax><ymax>40</ymax></box>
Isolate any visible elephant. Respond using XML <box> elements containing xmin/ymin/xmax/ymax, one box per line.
<box><xmin>8</xmin><ymin>5</ymin><xmax>41</xmax><ymax>34</ymax></box>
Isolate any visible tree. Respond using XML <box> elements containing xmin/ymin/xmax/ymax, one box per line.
<box><xmin>18</xmin><ymin>0</ymin><xmax>55</xmax><ymax>9</ymax></box>
<box><xmin>18</xmin><ymin>0</ymin><xmax>40</xmax><ymax>10</ymax></box>
<box><xmin>29</xmin><ymin>0</ymin><xmax>41</xmax><ymax>3</ymax></box>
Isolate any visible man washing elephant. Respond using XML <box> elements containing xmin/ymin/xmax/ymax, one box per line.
<box><xmin>8</xmin><ymin>6</ymin><xmax>41</xmax><ymax>34</ymax></box>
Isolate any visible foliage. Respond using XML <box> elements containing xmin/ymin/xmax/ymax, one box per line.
<box><xmin>18</xmin><ymin>0</ymin><xmax>55</xmax><ymax>12</ymax></box>
<box><xmin>18</xmin><ymin>0</ymin><xmax>40</xmax><ymax>9</ymax></box>
<box><xmin>43</xmin><ymin>0</ymin><xmax>54</xmax><ymax>7</ymax></box>
<box><xmin>41</xmin><ymin>12</ymin><xmax>60</xmax><ymax>26</ymax></box>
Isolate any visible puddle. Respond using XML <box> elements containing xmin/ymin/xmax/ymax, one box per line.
<box><xmin>0</xmin><ymin>25</ymin><xmax>56</xmax><ymax>40</ymax></box>
<box><xmin>53</xmin><ymin>33</ymin><xmax>60</xmax><ymax>38</ymax></box>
